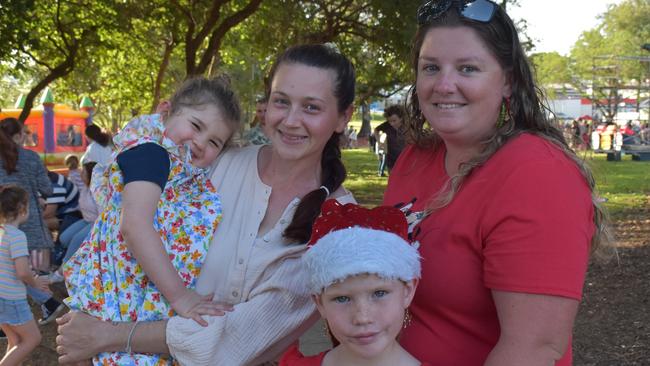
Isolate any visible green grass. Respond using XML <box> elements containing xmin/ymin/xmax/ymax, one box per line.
<box><xmin>342</xmin><ymin>149</ymin><xmax>650</xmax><ymax>214</ymax></box>
<box><xmin>342</xmin><ymin>149</ymin><xmax>387</xmax><ymax>206</ymax></box>
<box><xmin>585</xmin><ymin>153</ymin><xmax>650</xmax><ymax>215</ymax></box>
<box><xmin>348</xmin><ymin>111</ymin><xmax>385</xmax><ymax>132</ymax></box>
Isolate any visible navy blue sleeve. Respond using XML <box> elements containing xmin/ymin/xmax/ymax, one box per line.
<box><xmin>116</xmin><ymin>143</ymin><xmax>170</xmax><ymax>191</ymax></box>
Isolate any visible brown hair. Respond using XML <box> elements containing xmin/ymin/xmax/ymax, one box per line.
<box><xmin>383</xmin><ymin>105</ymin><xmax>405</xmax><ymax>119</ymax></box>
<box><xmin>65</xmin><ymin>154</ymin><xmax>80</xmax><ymax>170</ymax></box>
<box><xmin>0</xmin><ymin>185</ymin><xmax>29</xmax><ymax>222</ymax></box>
<box><xmin>169</xmin><ymin>75</ymin><xmax>242</xmax><ymax>138</ymax></box>
<box><xmin>405</xmin><ymin>5</ymin><xmax>613</xmax><ymax>259</ymax></box>
<box><xmin>84</xmin><ymin>124</ymin><xmax>111</xmax><ymax>147</ymax></box>
<box><xmin>266</xmin><ymin>44</ymin><xmax>355</xmax><ymax>244</ymax></box>
<box><xmin>0</xmin><ymin>118</ymin><xmax>22</xmax><ymax>174</ymax></box>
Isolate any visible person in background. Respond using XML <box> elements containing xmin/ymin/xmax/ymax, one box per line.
<box><xmin>640</xmin><ymin>122</ymin><xmax>650</xmax><ymax>144</ymax></box>
<box><xmin>81</xmin><ymin>125</ymin><xmax>113</xmax><ymax>168</ymax></box>
<box><xmin>383</xmin><ymin>1</ymin><xmax>613</xmax><ymax>365</ymax></box>
<box><xmin>57</xmin><ymin>43</ymin><xmax>356</xmax><ymax>366</ymax></box>
<box><xmin>374</xmin><ymin>105</ymin><xmax>406</xmax><ymax>176</ymax></box>
<box><xmin>43</xmin><ymin>170</ymin><xmax>81</xmax><ymax>235</ymax></box>
<box><xmin>0</xmin><ymin>185</ymin><xmax>51</xmax><ymax>365</ymax></box>
<box><xmin>280</xmin><ymin>201</ymin><xmax>426</xmax><ymax>366</ymax></box>
<box><xmin>0</xmin><ymin>118</ymin><xmax>66</xmax><ymax>325</ymax></box>
<box><xmin>242</xmin><ymin>96</ymin><xmax>271</xmax><ymax>146</ymax></box>
<box><xmin>0</xmin><ymin>118</ymin><xmax>54</xmax><ymax>257</ymax></box>
<box><xmin>621</xmin><ymin>120</ymin><xmax>637</xmax><ymax>145</ymax></box>
<box><xmin>64</xmin><ymin>155</ymin><xmax>84</xmax><ymax>192</ymax></box>
<box><xmin>48</xmin><ymin>162</ymin><xmax>99</xmax><ymax>284</ymax></box>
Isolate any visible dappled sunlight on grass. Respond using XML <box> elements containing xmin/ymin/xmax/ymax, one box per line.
<box><xmin>342</xmin><ymin>149</ymin><xmax>387</xmax><ymax>206</ymax></box>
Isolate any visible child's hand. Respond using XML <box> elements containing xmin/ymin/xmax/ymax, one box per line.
<box><xmin>170</xmin><ymin>289</ymin><xmax>234</xmax><ymax>326</ymax></box>
<box><xmin>34</xmin><ymin>275</ymin><xmax>51</xmax><ymax>293</ymax></box>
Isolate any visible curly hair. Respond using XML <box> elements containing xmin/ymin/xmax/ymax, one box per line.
<box><xmin>405</xmin><ymin>5</ymin><xmax>613</xmax><ymax>259</ymax></box>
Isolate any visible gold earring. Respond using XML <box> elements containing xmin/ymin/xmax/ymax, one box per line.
<box><xmin>403</xmin><ymin>308</ymin><xmax>413</xmax><ymax>329</ymax></box>
<box><xmin>322</xmin><ymin>319</ymin><xmax>330</xmax><ymax>337</ymax></box>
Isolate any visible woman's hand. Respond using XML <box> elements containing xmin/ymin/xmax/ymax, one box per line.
<box><xmin>170</xmin><ymin>289</ymin><xmax>234</xmax><ymax>326</ymax></box>
<box><xmin>56</xmin><ymin>311</ymin><xmax>107</xmax><ymax>364</ymax></box>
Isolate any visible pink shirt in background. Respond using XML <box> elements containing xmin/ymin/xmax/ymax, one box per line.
<box><xmin>78</xmin><ymin>186</ymin><xmax>99</xmax><ymax>223</ymax></box>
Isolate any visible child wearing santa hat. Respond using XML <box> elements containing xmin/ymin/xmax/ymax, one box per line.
<box><xmin>279</xmin><ymin>200</ymin><xmax>430</xmax><ymax>366</ymax></box>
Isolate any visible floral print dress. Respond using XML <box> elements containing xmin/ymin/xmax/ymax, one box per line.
<box><xmin>64</xmin><ymin>114</ymin><xmax>222</xmax><ymax>366</ymax></box>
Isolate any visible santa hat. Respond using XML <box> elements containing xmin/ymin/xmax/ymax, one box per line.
<box><xmin>304</xmin><ymin>200</ymin><xmax>421</xmax><ymax>294</ymax></box>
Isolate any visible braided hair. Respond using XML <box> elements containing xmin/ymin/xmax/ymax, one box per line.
<box><xmin>266</xmin><ymin>44</ymin><xmax>355</xmax><ymax>244</ymax></box>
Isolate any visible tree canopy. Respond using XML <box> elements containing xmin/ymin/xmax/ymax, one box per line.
<box><xmin>530</xmin><ymin>0</ymin><xmax>650</xmax><ymax>121</ymax></box>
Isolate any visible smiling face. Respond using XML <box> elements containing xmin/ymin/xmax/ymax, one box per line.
<box><xmin>265</xmin><ymin>63</ymin><xmax>351</xmax><ymax>162</ymax></box>
<box><xmin>315</xmin><ymin>274</ymin><xmax>417</xmax><ymax>361</ymax></box>
<box><xmin>416</xmin><ymin>26</ymin><xmax>511</xmax><ymax>147</ymax></box>
<box><xmin>163</xmin><ymin>104</ymin><xmax>233</xmax><ymax>168</ymax></box>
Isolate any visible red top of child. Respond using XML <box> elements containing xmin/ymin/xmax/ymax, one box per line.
<box><xmin>279</xmin><ymin>345</ymin><xmax>433</xmax><ymax>366</ymax></box>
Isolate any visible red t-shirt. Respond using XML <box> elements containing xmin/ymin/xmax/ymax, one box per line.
<box><xmin>279</xmin><ymin>345</ymin><xmax>325</xmax><ymax>366</ymax></box>
<box><xmin>383</xmin><ymin>133</ymin><xmax>593</xmax><ymax>366</ymax></box>
<box><xmin>279</xmin><ymin>345</ymin><xmax>433</xmax><ymax>366</ymax></box>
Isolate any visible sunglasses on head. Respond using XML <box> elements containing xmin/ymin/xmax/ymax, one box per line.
<box><xmin>417</xmin><ymin>0</ymin><xmax>498</xmax><ymax>25</ymax></box>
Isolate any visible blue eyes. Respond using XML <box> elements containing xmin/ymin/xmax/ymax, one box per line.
<box><xmin>421</xmin><ymin>64</ymin><xmax>479</xmax><ymax>74</ymax></box>
<box><xmin>373</xmin><ymin>290</ymin><xmax>387</xmax><ymax>298</ymax></box>
<box><xmin>422</xmin><ymin>64</ymin><xmax>438</xmax><ymax>73</ymax></box>
<box><xmin>273</xmin><ymin>99</ymin><xmax>320</xmax><ymax>113</ymax></box>
<box><xmin>331</xmin><ymin>290</ymin><xmax>388</xmax><ymax>304</ymax></box>
<box><xmin>334</xmin><ymin>296</ymin><xmax>350</xmax><ymax>303</ymax></box>
<box><xmin>460</xmin><ymin>65</ymin><xmax>478</xmax><ymax>73</ymax></box>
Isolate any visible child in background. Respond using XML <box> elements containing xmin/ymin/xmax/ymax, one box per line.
<box><xmin>0</xmin><ymin>186</ymin><xmax>51</xmax><ymax>365</ymax></box>
<box><xmin>63</xmin><ymin>76</ymin><xmax>241</xmax><ymax>365</ymax></box>
<box><xmin>64</xmin><ymin>154</ymin><xmax>84</xmax><ymax>192</ymax></box>
<box><xmin>49</xmin><ymin>162</ymin><xmax>99</xmax><ymax>284</ymax></box>
<box><xmin>280</xmin><ymin>200</ymin><xmax>430</xmax><ymax>366</ymax></box>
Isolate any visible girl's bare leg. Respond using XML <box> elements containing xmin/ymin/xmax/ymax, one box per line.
<box><xmin>0</xmin><ymin>320</ymin><xmax>41</xmax><ymax>366</ymax></box>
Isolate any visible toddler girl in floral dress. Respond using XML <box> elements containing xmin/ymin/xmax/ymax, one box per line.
<box><xmin>64</xmin><ymin>76</ymin><xmax>241</xmax><ymax>366</ymax></box>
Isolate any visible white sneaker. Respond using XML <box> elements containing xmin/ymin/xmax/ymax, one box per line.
<box><xmin>49</xmin><ymin>270</ymin><xmax>65</xmax><ymax>284</ymax></box>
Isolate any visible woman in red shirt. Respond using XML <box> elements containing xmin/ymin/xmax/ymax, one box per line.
<box><xmin>383</xmin><ymin>1</ymin><xmax>613</xmax><ymax>365</ymax></box>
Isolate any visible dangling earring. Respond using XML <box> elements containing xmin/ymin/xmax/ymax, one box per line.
<box><xmin>322</xmin><ymin>319</ymin><xmax>330</xmax><ymax>337</ymax></box>
<box><xmin>403</xmin><ymin>308</ymin><xmax>413</xmax><ymax>329</ymax></box>
<box><xmin>496</xmin><ymin>97</ymin><xmax>511</xmax><ymax>129</ymax></box>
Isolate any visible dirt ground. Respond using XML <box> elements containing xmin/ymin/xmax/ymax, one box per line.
<box><xmin>5</xmin><ymin>205</ymin><xmax>650</xmax><ymax>365</ymax></box>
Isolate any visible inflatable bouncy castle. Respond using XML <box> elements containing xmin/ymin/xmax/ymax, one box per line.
<box><xmin>0</xmin><ymin>89</ymin><xmax>94</xmax><ymax>154</ymax></box>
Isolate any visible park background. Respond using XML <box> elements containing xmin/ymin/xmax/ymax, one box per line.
<box><xmin>0</xmin><ymin>0</ymin><xmax>648</xmax><ymax>364</ymax></box>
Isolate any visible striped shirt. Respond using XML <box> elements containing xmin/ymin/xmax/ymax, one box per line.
<box><xmin>46</xmin><ymin>172</ymin><xmax>80</xmax><ymax>215</ymax></box>
<box><xmin>0</xmin><ymin>224</ymin><xmax>29</xmax><ymax>300</ymax></box>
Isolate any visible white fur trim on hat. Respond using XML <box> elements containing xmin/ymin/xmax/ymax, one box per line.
<box><xmin>303</xmin><ymin>226</ymin><xmax>421</xmax><ymax>294</ymax></box>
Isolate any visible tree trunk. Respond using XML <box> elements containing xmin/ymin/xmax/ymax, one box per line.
<box><xmin>359</xmin><ymin>101</ymin><xmax>372</xmax><ymax>138</ymax></box>
<box><xmin>18</xmin><ymin>55</ymin><xmax>76</xmax><ymax>122</ymax></box>
<box><xmin>151</xmin><ymin>39</ymin><xmax>175</xmax><ymax>112</ymax></box>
